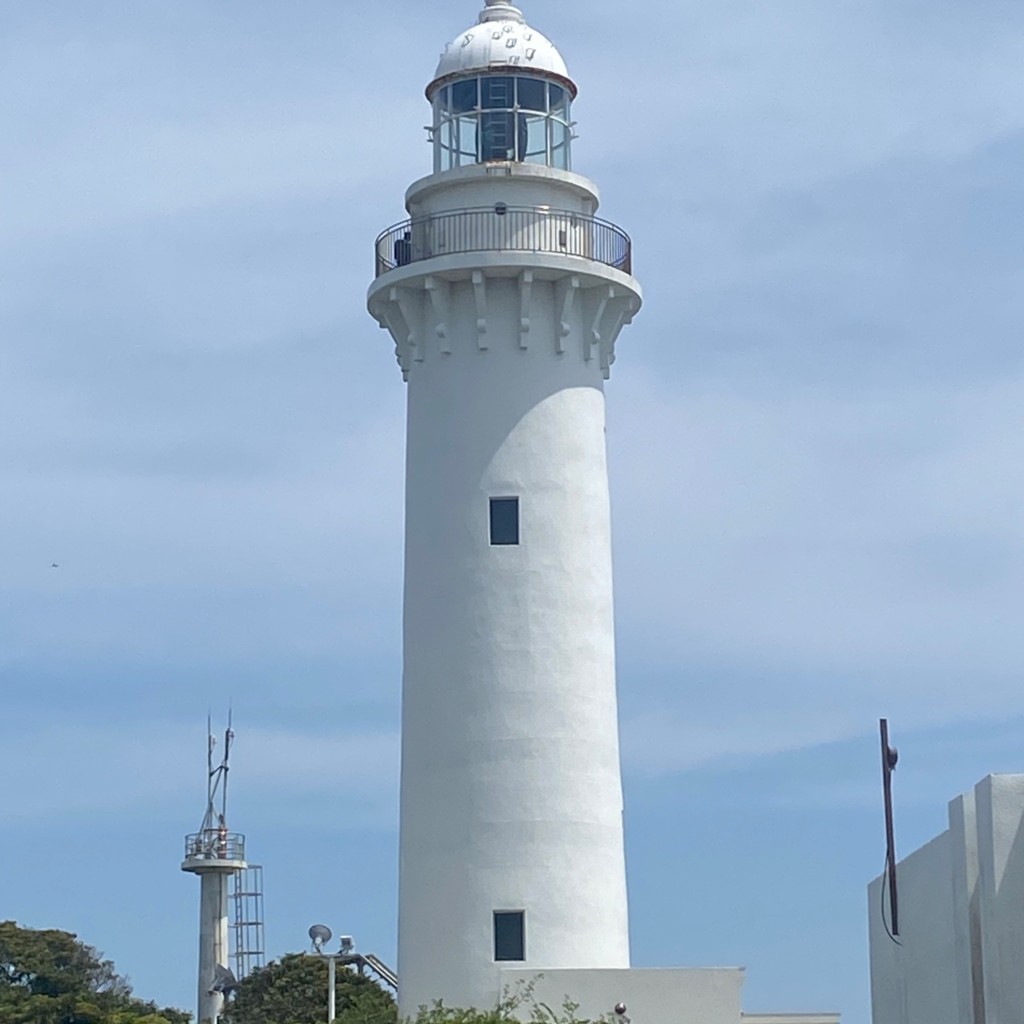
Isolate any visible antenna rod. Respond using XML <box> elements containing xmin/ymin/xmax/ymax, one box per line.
<box><xmin>880</xmin><ymin>717</ymin><xmax>899</xmax><ymax>937</ymax></box>
<box><xmin>221</xmin><ymin>716</ymin><xmax>233</xmax><ymax>822</ymax></box>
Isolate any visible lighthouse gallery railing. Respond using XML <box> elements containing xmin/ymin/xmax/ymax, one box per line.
<box><xmin>374</xmin><ymin>205</ymin><xmax>632</xmax><ymax>278</ymax></box>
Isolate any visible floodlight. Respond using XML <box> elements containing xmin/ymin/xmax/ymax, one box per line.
<box><xmin>309</xmin><ymin>923</ymin><xmax>333</xmax><ymax>950</ymax></box>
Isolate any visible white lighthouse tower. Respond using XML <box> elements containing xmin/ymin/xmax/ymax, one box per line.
<box><xmin>367</xmin><ymin>0</ymin><xmax>641</xmax><ymax>1015</ymax></box>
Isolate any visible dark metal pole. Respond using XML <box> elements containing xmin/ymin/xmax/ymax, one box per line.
<box><xmin>880</xmin><ymin>717</ymin><xmax>899</xmax><ymax>937</ymax></box>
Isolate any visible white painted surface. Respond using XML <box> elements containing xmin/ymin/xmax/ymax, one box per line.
<box><xmin>432</xmin><ymin>1</ymin><xmax>571</xmax><ymax>92</ymax></box>
<box><xmin>867</xmin><ymin>832</ymin><xmax>958</xmax><ymax>1024</ymax></box>
<box><xmin>501</xmin><ymin>968</ymin><xmax>746</xmax><ymax>1024</ymax></box>
<box><xmin>384</xmin><ymin>259</ymin><xmax>638</xmax><ymax>1015</ymax></box>
<box><xmin>975</xmin><ymin>774</ymin><xmax>1024</xmax><ymax>1024</ymax></box>
<box><xmin>406</xmin><ymin>163</ymin><xmax>599</xmax><ymax>218</ymax></box>
<box><xmin>949</xmin><ymin>791</ymin><xmax>985</xmax><ymax>1024</ymax></box>
<box><xmin>181</xmin><ymin>861</ymin><xmax>241</xmax><ymax>1024</ymax></box>
<box><xmin>867</xmin><ymin>774</ymin><xmax>1024</xmax><ymax>1024</ymax></box>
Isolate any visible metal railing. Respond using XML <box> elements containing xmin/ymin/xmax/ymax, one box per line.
<box><xmin>184</xmin><ymin>829</ymin><xmax>246</xmax><ymax>862</ymax></box>
<box><xmin>374</xmin><ymin>205</ymin><xmax>632</xmax><ymax>277</ymax></box>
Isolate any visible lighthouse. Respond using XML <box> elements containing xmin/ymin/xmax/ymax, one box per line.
<box><xmin>367</xmin><ymin>0</ymin><xmax>641</xmax><ymax>1014</ymax></box>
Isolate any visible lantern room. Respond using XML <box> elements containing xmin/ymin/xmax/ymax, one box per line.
<box><xmin>427</xmin><ymin>0</ymin><xmax>577</xmax><ymax>173</ymax></box>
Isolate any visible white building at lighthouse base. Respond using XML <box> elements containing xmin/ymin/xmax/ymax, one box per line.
<box><xmin>501</xmin><ymin>967</ymin><xmax>839</xmax><ymax>1024</ymax></box>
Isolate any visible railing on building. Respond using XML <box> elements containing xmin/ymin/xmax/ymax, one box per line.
<box><xmin>374</xmin><ymin>205</ymin><xmax>632</xmax><ymax>278</ymax></box>
<box><xmin>184</xmin><ymin>829</ymin><xmax>246</xmax><ymax>862</ymax></box>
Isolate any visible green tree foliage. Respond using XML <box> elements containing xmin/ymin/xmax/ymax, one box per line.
<box><xmin>0</xmin><ymin>921</ymin><xmax>189</xmax><ymax>1024</ymax></box>
<box><xmin>222</xmin><ymin>953</ymin><xmax>396</xmax><ymax>1024</ymax></box>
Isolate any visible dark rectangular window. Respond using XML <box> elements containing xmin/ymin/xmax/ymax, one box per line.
<box><xmin>452</xmin><ymin>79</ymin><xmax>478</xmax><ymax>113</ymax></box>
<box><xmin>489</xmin><ymin>497</ymin><xmax>519</xmax><ymax>545</ymax></box>
<box><xmin>516</xmin><ymin>77</ymin><xmax>546</xmax><ymax>112</ymax></box>
<box><xmin>494</xmin><ymin>910</ymin><xmax>525</xmax><ymax>961</ymax></box>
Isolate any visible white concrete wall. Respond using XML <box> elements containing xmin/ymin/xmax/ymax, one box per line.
<box><xmin>867</xmin><ymin>773</ymin><xmax>1024</xmax><ymax>1024</ymax></box>
<box><xmin>500</xmin><ymin>967</ymin><xmax>746</xmax><ymax>1024</ymax></box>
<box><xmin>949</xmin><ymin>790</ymin><xmax>985</xmax><ymax>1024</ymax></box>
<box><xmin>975</xmin><ymin>774</ymin><xmax>1024</xmax><ymax>1024</ymax></box>
<box><xmin>396</xmin><ymin>271</ymin><xmax>630</xmax><ymax>1014</ymax></box>
<box><xmin>197</xmin><ymin>869</ymin><xmax>232</xmax><ymax>1024</ymax></box>
<box><xmin>407</xmin><ymin>163</ymin><xmax>600</xmax><ymax>218</ymax></box>
<box><xmin>868</xmin><ymin>832</ymin><xmax>958</xmax><ymax>1024</ymax></box>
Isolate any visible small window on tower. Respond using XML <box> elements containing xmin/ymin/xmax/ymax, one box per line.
<box><xmin>489</xmin><ymin>497</ymin><xmax>519</xmax><ymax>546</ymax></box>
<box><xmin>493</xmin><ymin>910</ymin><xmax>525</xmax><ymax>961</ymax></box>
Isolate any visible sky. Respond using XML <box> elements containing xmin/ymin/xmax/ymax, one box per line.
<box><xmin>2</xmin><ymin>0</ymin><xmax>1024</xmax><ymax>1021</ymax></box>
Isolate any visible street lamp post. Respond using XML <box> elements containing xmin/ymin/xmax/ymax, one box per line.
<box><xmin>328</xmin><ymin>955</ymin><xmax>336</xmax><ymax>1023</ymax></box>
<box><xmin>308</xmin><ymin>924</ymin><xmax>357</xmax><ymax>1024</ymax></box>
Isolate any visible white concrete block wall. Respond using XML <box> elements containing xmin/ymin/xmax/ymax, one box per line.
<box><xmin>867</xmin><ymin>773</ymin><xmax>1024</xmax><ymax>1024</ymax></box>
<box><xmin>949</xmin><ymin>791</ymin><xmax>985</xmax><ymax>1024</ymax></box>
<box><xmin>868</xmin><ymin>832</ymin><xmax>958</xmax><ymax>1024</ymax></box>
<box><xmin>975</xmin><ymin>774</ymin><xmax>1024</xmax><ymax>1024</ymax></box>
<box><xmin>500</xmin><ymin>967</ymin><xmax>746</xmax><ymax>1024</ymax></box>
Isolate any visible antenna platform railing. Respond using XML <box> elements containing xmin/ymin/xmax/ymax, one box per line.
<box><xmin>184</xmin><ymin>829</ymin><xmax>246</xmax><ymax>862</ymax></box>
<box><xmin>374</xmin><ymin>205</ymin><xmax>632</xmax><ymax>278</ymax></box>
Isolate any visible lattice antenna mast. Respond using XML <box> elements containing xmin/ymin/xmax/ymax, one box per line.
<box><xmin>198</xmin><ymin>710</ymin><xmax>234</xmax><ymax>837</ymax></box>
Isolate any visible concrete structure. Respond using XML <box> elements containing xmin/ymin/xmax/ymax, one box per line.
<box><xmin>868</xmin><ymin>774</ymin><xmax>1024</xmax><ymax>1024</ymax></box>
<box><xmin>503</xmin><ymin>969</ymin><xmax>838</xmax><ymax>1024</ymax></box>
<box><xmin>367</xmin><ymin>3</ymin><xmax>841</xmax><ymax>1021</ymax></box>
<box><xmin>181</xmin><ymin>723</ymin><xmax>246</xmax><ymax>1024</ymax></box>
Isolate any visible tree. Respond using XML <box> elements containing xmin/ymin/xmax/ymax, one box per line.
<box><xmin>0</xmin><ymin>921</ymin><xmax>189</xmax><ymax>1024</ymax></box>
<box><xmin>222</xmin><ymin>953</ymin><xmax>396</xmax><ymax>1024</ymax></box>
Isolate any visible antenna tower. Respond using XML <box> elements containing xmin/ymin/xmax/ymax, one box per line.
<box><xmin>182</xmin><ymin>713</ymin><xmax>263</xmax><ymax>1023</ymax></box>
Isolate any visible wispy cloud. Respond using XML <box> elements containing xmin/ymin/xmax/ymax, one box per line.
<box><xmin>0</xmin><ymin>720</ymin><xmax>398</xmax><ymax>825</ymax></box>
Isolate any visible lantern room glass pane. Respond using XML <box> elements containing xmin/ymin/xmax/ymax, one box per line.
<box><xmin>550</xmin><ymin>120</ymin><xmax>571</xmax><ymax>169</ymax></box>
<box><xmin>481</xmin><ymin>76</ymin><xmax>514</xmax><ymax>109</ymax></box>
<box><xmin>517</xmin><ymin>77</ymin><xmax>546</xmax><ymax>112</ymax></box>
<box><xmin>438</xmin><ymin>119</ymin><xmax>456</xmax><ymax>170</ymax></box>
<box><xmin>549</xmin><ymin>84</ymin><xmax>567</xmax><ymax>115</ymax></box>
<box><xmin>457</xmin><ymin>115</ymin><xmax>478</xmax><ymax>162</ymax></box>
<box><xmin>481</xmin><ymin>111</ymin><xmax>514</xmax><ymax>160</ymax></box>
<box><xmin>521</xmin><ymin>114</ymin><xmax>547</xmax><ymax>163</ymax></box>
<box><xmin>452</xmin><ymin>79</ymin><xmax>478</xmax><ymax>114</ymax></box>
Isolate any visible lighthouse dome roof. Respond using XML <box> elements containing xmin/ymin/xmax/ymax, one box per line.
<box><xmin>429</xmin><ymin>0</ymin><xmax>574</xmax><ymax>96</ymax></box>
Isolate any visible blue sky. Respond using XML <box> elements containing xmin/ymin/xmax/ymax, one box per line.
<box><xmin>2</xmin><ymin>1</ymin><xmax>1024</xmax><ymax>1021</ymax></box>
